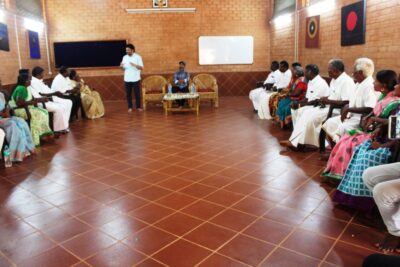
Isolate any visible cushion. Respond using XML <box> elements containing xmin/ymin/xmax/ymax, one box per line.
<box><xmin>197</xmin><ymin>88</ymin><xmax>214</xmax><ymax>93</ymax></box>
<box><xmin>146</xmin><ymin>89</ymin><xmax>163</xmax><ymax>94</ymax></box>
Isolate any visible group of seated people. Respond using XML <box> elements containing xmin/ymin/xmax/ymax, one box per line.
<box><xmin>250</xmin><ymin>58</ymin><xmax>400</xmax><ymax>254</ymax></box>
<box><xmin>0</xmin><ymin>66</ymin><xmax>105</xmax><ymax>164</ymax></box>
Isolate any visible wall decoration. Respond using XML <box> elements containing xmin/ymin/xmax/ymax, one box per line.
<box><xmin>27</xmin><ymin>30</ymin><xmax>41</xmax><ymax>59</ymax></box>
<box><xmin>0</xmin><ymin>23</ymin><xmax>10</xmax><ymax>52</ymax></box>
<box><xmin>341</xmin><ymin>0</ymin><xmax>366</xmax><ymax>46</ymax></box>
<box><xmin>305</xmin><ymin>15</ymin><xmax>320</xmax><ymax>48</ymax></box>
<box><xmin>153</xmin><ymin>0</ymin><xmax>168</xmax><ymax>8</ymax></box>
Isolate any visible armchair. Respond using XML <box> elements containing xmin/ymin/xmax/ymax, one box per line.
<box><xmin>141</xmin><ymin>75</ymin><xmax>168</xmax><ymax>111</ymax></box>
<box><xmin>192</xmin><ymin>74</ymin><xmax>219</xmax><ymax>108</ymax></box>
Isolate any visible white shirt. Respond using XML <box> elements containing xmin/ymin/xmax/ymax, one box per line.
<box><xmin>273</xmin><ymin>69</ymin><xmax>292</xmax><ymax>89</ymax></box>
<box><xmin>51</xmin><ymin>73</ymin><xmax>72</xmax><ymax>94</ymax></box>
<box><xmin>305</xmin><ymin>75</ymin><xmax>330</xmax><ymax>101</ymax></box>
<box><xmin>348</xmin><ymin>76</ymin><xmax>377</xmax><ymax>112</ymax></box>
<box><xmin>30</xmin><ymin>76</ymin><xmax>53</xmax><ymax>98</ymax></box>
<box><xmin>122</xmin><ymin>53</ymin><xmax>143</xmax><ymax>82</ymax></box>
<box><xmin>328</xmin><ymin>72</ymin><xmax>355</xmax><ymax>101</ymax></box>
<box><xmin>264</xmin><ymin>69</ymin><xmax>281</xmax><ymax>85</ymax></box>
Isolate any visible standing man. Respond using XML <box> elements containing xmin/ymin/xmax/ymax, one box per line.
<box><xmin>172</xmin><ymin>61</ymin><xmax>190</xmax><ymax>108</ymax></box>
<box><xmin>121</xmin><ymin>44</ymin><xmax>143</xmax><ymax>112</ymax></box>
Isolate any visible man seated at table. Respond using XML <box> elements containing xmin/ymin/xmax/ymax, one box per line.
<box><xmin>172</xmin><ymin>61</ymin><xmax>190</xmax><ymax>108</ymax></box>
<box><xmin>30</xmin><ymin>66</ymin><xmax>72</xmax><ymax>133</ymax></box>
<box><xmin>51</xmin><ymin>66</ymin><xmax>81</xmax><ymax>121</ymax></box>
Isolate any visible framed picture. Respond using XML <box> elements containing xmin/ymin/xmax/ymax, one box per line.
<box><xmin>341</xmin><ymin>0</ymin><xmax>366</xmax><ymax>46</ymax></box>
<box><xmin>153</xmin><ymin>0</ymin><xmax>168</xmax><ymax>8</ymax></box>
<box><xmin>305</xmin><ymin>15</ymin><xmax>320</xmax><ymax>48</ymax></box>
<box><xmin>0</xmin><ymin>23</ymin><xmax>10</xmax><ymax>52</ymax></box>
<box><xmin>27</xmin><ymin>30</ymin><xmax>41</xmax><ymax>59</ymax></box>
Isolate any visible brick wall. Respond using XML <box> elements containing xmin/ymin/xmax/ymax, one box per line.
<box><xmin>44</xmin><ymin>0</ymin><xmax>271</xmax><ymax>83</ymax></box>
<box><xmin>271</xmin><ymin>0</ymin><xmax>400</xmax><ymax>76</ymax></box>
<box><xmin>0</xmin><ymin>2</ymin><xmax>49</xmax><ymax>85</ymax></box>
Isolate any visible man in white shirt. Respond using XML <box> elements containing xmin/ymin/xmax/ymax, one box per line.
<box><xmin>280</xmin><ymin>64</ymin><xmax>330</xmax><ymax>149</ymax></box>
<box><xmin>285</xmin><ymin>60</ymin><xmax>355</xmax><ymax>148</ymax></box>
<box><xmin>120</xmin><ymin>43</ymin><xmax>144</xmax><ymax>112</ymax></box>
<box><xmin>249</xmin><ymin>61</ymin><xmax>280</xmax><ymax>112</ymax></box>
<box><xmin>30</xmin><ymin>66</ymin><xmax>72</xmax><ymax>133</ymax></box>
<box><xmin>258</xmin><ymin>61</ymin><xmax>292</xmax><ymax>119</ymax></box>
<box><xmin>51</xmin><ymin>66</ymin><xmax>81</xmax><ymax>121</ymax></box>
<box><xmin>322</xmin><ymin>57</ymin><xmax>377</xmax><ymax>143</ymax></box>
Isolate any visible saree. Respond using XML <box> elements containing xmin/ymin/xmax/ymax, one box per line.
<box><xmin>276</xmin><ymin>78</ymin><xmax>307</xmax><ymax>122</ymax></box>
<box><xmin>322</xmin><ymin>92</ymin><xmax>400</xmax><ymax>180</ymax></box>
<box><xmin>10</xmin><ymin>85</ymin><xmax>53</xmax><ymax>146</ymax></box>
<box><xmin>332</xmin><ymin>140</ymin><xmax>392</xmax><ymax>212</ymax></box>
<box><xmin>269</xmin><ymin>76</ymin><xmax>296</xmax><ymax>118</ymax></box>
<box><xmin>0</xmin><ymin>93</ymin><xmax>35</xmax><ymax>161</ymax></box>
<box><xmin>71</xmin><ymin>79</ymin><xmax>105</xmax><ymax>119</ymax></box>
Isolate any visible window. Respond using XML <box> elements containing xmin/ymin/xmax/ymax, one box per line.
<box><xmin>16</xmin><ymin>0</ymin><xmax>43</xmax><ymax>21</ymax></box>
<box><xmin>273</xmin><ymin>0</ymin><xmax>296</xmax><ymax>18</ymax></box>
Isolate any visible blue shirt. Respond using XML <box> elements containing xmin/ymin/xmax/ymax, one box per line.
<box><xmin>174</xmin><ymin>71</ymin><xmax>190</xmax><ymax>89</ymax></box>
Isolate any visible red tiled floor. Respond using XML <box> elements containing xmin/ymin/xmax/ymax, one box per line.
<box><xmin>153</xmin><ymin>239</ymin><xmax>212</xmax><ymax>267</ymax></box>
<box><xmin>281</xmin><ymin>229</ymin><xmax>335</xmax><ymax>260</ymax></box>
<box><xmin>259</xmin><ymin>247</ymin><xmax>321</xmax><ymax>267</ymax></box>
<box><xmin>197</xmin><ymin>253</ymin><xmax>249</xmax><ymax>267</ymax></box>
<box><xmin>86</xmin><ymin>242</ymin><xmax>146</xmax><ymax>267</ymax></box>
<box><xmin>0</xmin><ymin>98</ymin><xmax>386</xmax><ymax>266</ymax></box>
<box><xmin>183</xmin><ymin>222</ymin><xmax>237</xmax><ymax>250</ymax></box>
<box><xmin>60</xmin><ymin>230</ymin><xmax>117</xmax><ymax>259</ymax></box>
<box><xmin>154</xmin><ymin>212</ymin><xmax>203</xmax><ymax>236</ymax></box>
<box><xmin>17</xmin><ymin>246</ymin><xmax>80</xmax><ymax>267</ymax></box>
<box><xmin>218</xmin><ymin>234</ymin><xmax>275</xmax><ymax>266</ymax></box>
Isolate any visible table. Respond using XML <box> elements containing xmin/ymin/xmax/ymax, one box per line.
<box><xmin>162</xmin><ymin>93</ymin><xmax>200</xmax><ymax>116</ymax></box>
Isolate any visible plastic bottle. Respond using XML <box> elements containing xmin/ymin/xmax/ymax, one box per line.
<box><xmin>3</xmin><ymin>146</ymin><xmax>12</xmax><ymax>168</ymax></box>
<box><xmin>191</xmin><ymin>83</ymin><xmax>196</xmax><ymax>93</ymax></box>
<box><xmin>168</xmin><ymin>84</ymin><xmax>172</xmax><ymax>94</ymax></box>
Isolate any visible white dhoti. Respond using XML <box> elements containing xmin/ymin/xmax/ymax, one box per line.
<box><xmin>257</xmin><ymin>90</ymin><xmax>274</xmax><ymax>119</ymax></box>
<box><xmin>289</xmin><ymin>106</ymin><xmax>330</xmax><ymax>147</ymax></box>
<box><xmin>43</xmin><ymin>97</ymin><xmax>72</xmax><ymax>132</ymax></box>
<box><xmin>322</xmin><ymin>115</ymin><xmax>361</xmax><ymax>143</ymax></box>
<box><xmin>249</xmin><ymin>87</ymin><xmax>264</xmax><ymax>111</ymax></box>
<box><xmin>290</xmin><ymin>105</ymin><xmax>313</xmax><ymax>128</ymax></box>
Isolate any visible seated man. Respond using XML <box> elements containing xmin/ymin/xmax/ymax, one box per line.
<box><xmin>322</xmin><ymin>57</ymin><xmax>377</xmax><ymax>143</ymax></box>
<box><xmin>249</xmin><ymin>61</ymin><xmax>280</xmax><ymax>112</ymax></box>
<box><xmin>51</xmin><ymin>66</ymin><xmax>81</xmax><ymax>121</ymax></box>
<box><xmin>30</xmin><ymin>66</ymin><xmax>72</xmax><ymax>133</ymax></box>
<box><xmin>363</xmin><ymin>161</ymin><xmax>400</xmax><ymax>253</ymax></box>
<box><xmin>258</xmin><ymin>60</ymin><xmax>292</xmax><ymax>119</ymax></box>
<box><xmin>285</xmin><ymin>59</ymin><xmax>355</xmax><ymax>148</ymax></box>
<box><xmin>172</xmin><ymin>61</ymin><xmax>190</xmax><ymax>107</ymax></box>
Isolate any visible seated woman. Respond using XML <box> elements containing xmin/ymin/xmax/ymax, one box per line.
<box><xmin>69</xmin><ymin>70</ymin><xmax>105</xmax><ymax>119</ymax></box>
<box><xmin>9</xmin><ymin>73</ymin><xmax>53</xmax><ymax>146</ymax></box>
<box><xmin>269</xmin><ymin>62</ymin><xmax>301</xmax><ymax>119</ymax></box>
<box><xmin>0</xmin><ymin>87</ymin><xmax>35</xmax><ymax>162</ymax></box>
<box><xmin>323</xmin><ymin>70</ymin><xmax>400</xmax><ymax>181</ymax></box>
<box><xmin>275</xmin><ymin>66</ymin><xmax>307</xmax><ymax>129</ymax></box>
<box><xmin>329</xmin><ymin>74</ymin><xmax>400</xmax><ymax>213</ymax></box>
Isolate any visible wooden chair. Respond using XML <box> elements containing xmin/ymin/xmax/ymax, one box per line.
<box><xmin>192</xmin><ymin>74</ymin><xmax>219</xmax><ymax>108</ymax></box>
<box><xmin>141</xmin><ymin>75</ymin><xmax>168</xmax><ymax>111</ymax></box>
<box><xmin>319</xmin><ymin>105</ymin><xmax>372</xmax><ymax>152</ymax></box>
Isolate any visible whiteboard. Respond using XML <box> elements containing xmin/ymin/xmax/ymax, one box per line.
<box><xmin>198</xmin><ymin>36</ymin><xmax>254</xmax><ymax>65</ymax></box>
